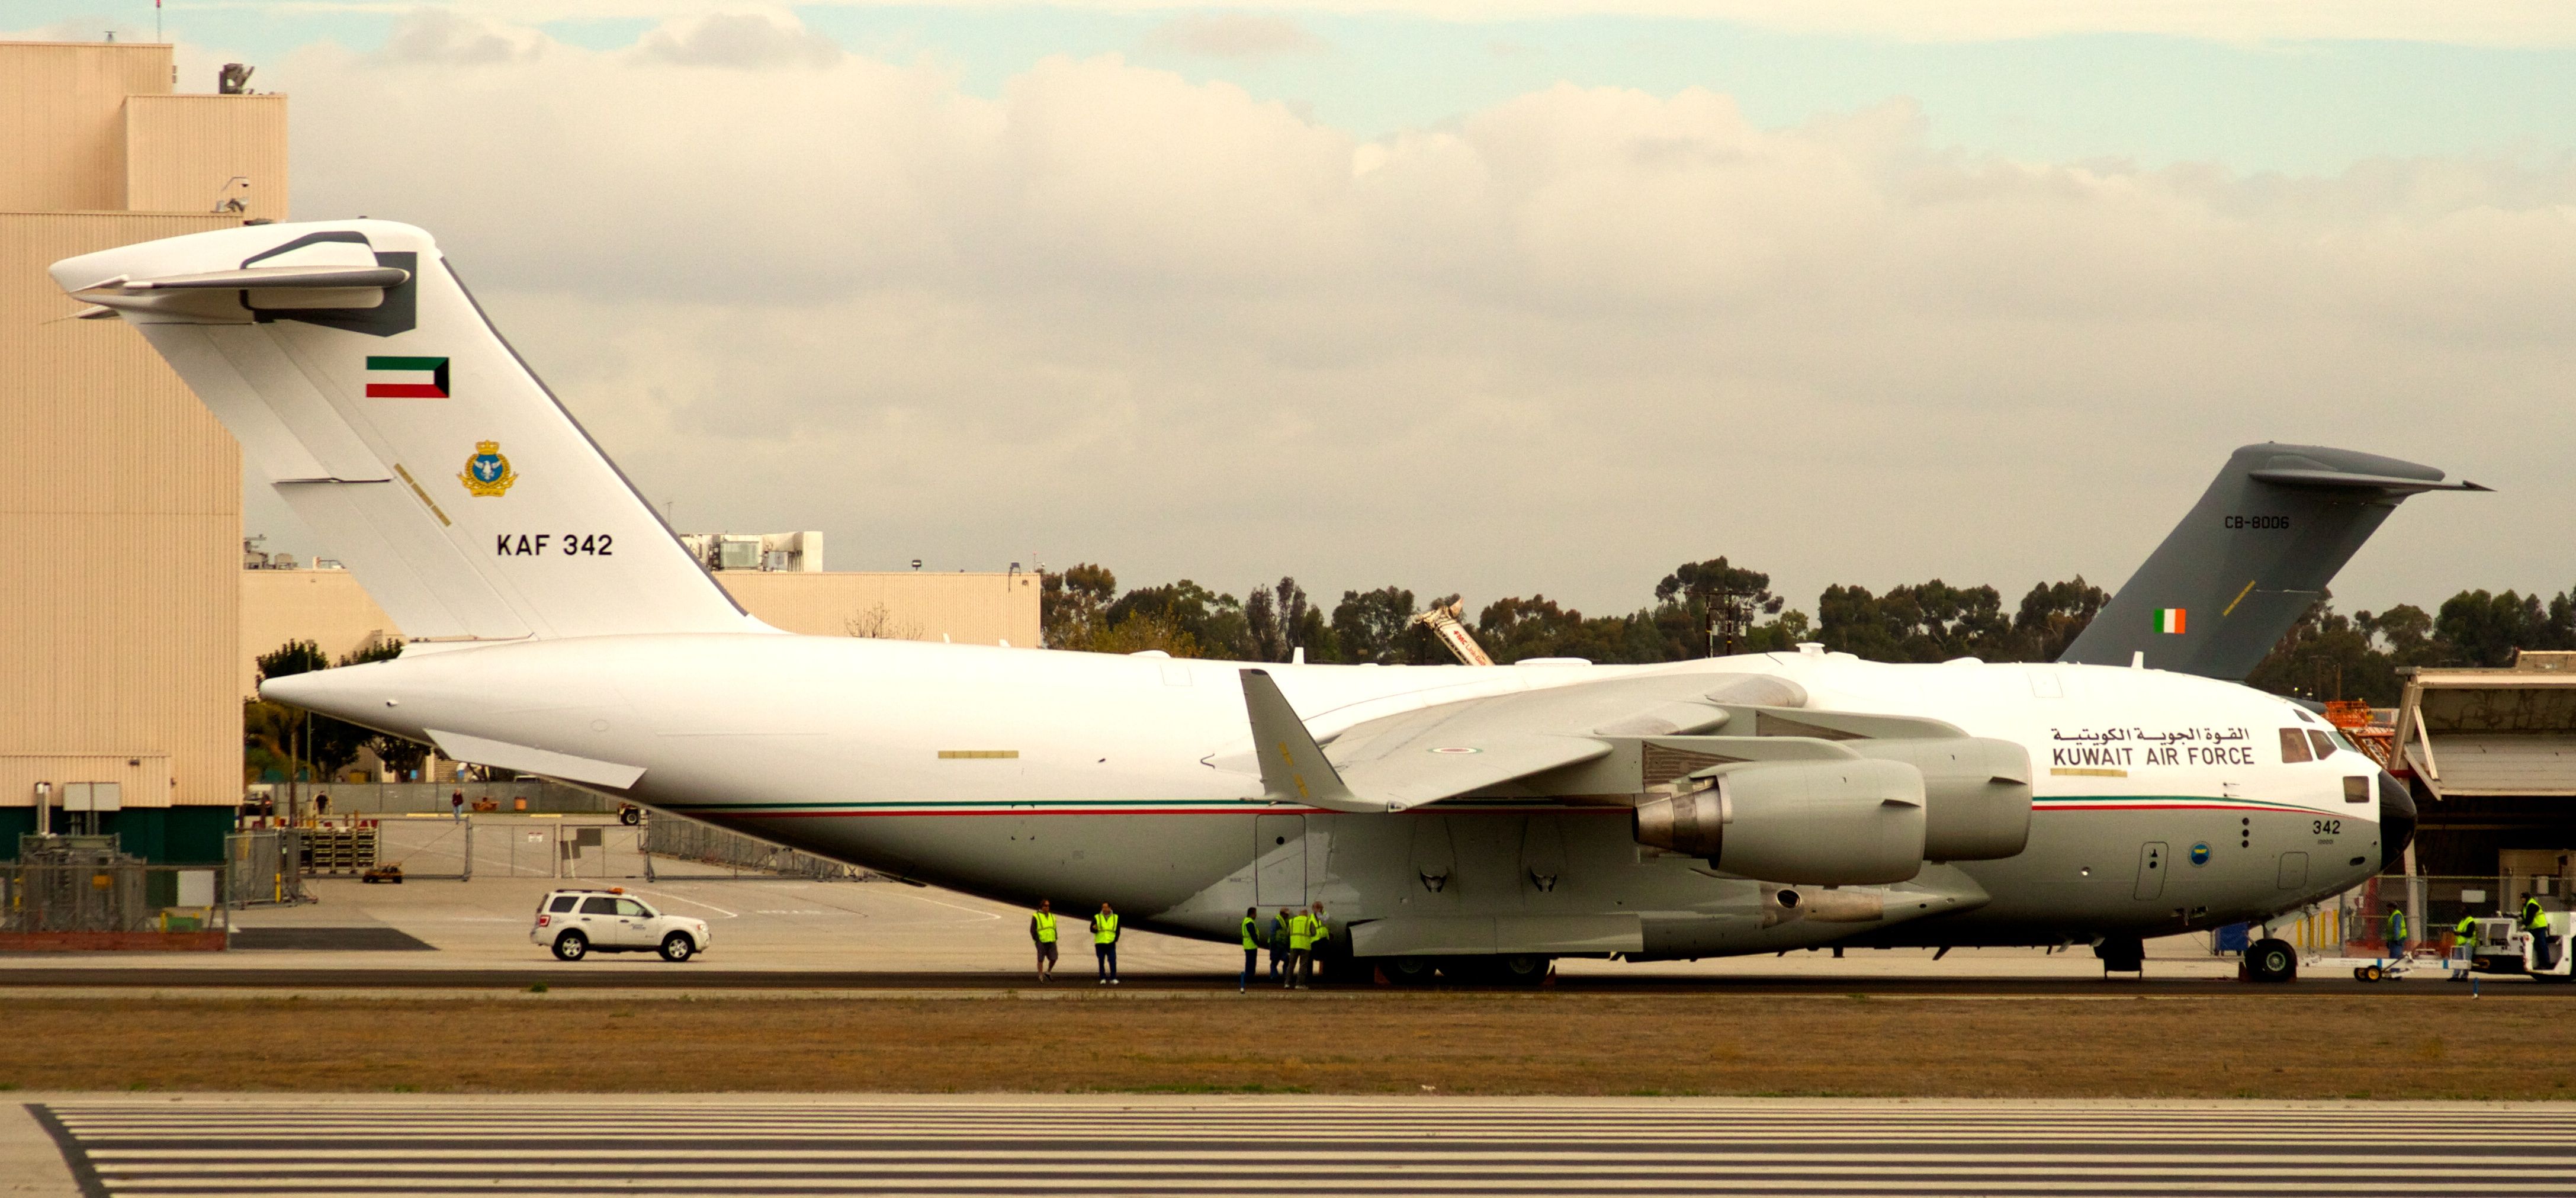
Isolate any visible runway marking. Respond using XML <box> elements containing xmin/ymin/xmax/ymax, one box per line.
<box><xmin>33</xmin><ymin>1099</ymin><xmax>2576</xmax><ymax>1196</ymax></box>
<box><xmin>627</xmin><ymin>887</ymin><xmax>738</xmax><ymax>918</ymax></box>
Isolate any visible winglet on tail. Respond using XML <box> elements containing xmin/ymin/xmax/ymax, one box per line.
<box><xmin>51</xmin><ymin>220</ymin><xmax>757</xmax><ymax>644</ymax></box>
<box><xmin>2061</xmin><ymin>442</ymin><xmax>2484</xmax><ymax>680</ymax></box>
<box><xmin>1239</xmin><ymin>670</ymin><xmax>1387</xmax><ymax>814</ymax></box>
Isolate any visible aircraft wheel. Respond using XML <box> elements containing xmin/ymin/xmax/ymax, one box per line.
<box><xmin>1493</xmin><ymin>954</ymin><xmax>1552</xmax><ymax>987</ymax></box>
<box><xmin>1379</xmin><ymin>956</ymin><xmax>1438</xmax><ymax>987</ymax></box>
<box><xmin>2244</xmin><ymin>937</ymin><xmax>2297</xmax><ymax>984</ymax></box>
<box><xmin>552</xmin><ymin>930</ymin><xmax>588</xmax><ymax>962</ymax></box>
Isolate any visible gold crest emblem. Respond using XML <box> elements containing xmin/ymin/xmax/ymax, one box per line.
<box><xmin>459</xmin><ymin>440</ymin><xmax>517</xmax><ymax>497</ymax></box>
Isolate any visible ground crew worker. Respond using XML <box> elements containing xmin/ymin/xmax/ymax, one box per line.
<box><xmin>1271</xmin><ymin>908</ymin><xmax>1295</xmax><ymax>981</ymax></box>
<box><xmin>1284</xmin><ymin>905</ymin><xmax>1316</xmax><ymax>990</ymax></box>
<box><xmin>2523</xmin><ymin>895</ymin><xmax>2554</xmax><ymax>972</ymax></box>
<box><xmin>1029</xmin><ymin>900</ymin><xmax>1058</xmax><ymax>982</ymax></box>
<box><xmin>1238</xmin><ymin>907</ymin><xmax>1261</xmax><ymax>993</ymax></box>
<box><xmin>1305</xmin><ymin>901</ymin><xmax>1332</xmax><ymax>987</ymax></box>
<box><xmin>2453</xmin><ymin>910</ymin><xmax>2481</xmax><ymax>979</ymax></box>
<box><xmin>2384</xmin><ymin>905</ymin><xmax>2408</xmax><ymax>961</ymax></box>
<box><xmin>1091</xmin><ymin>902</ymin><xmax>1122</xmax><ymax>985</ymax></box>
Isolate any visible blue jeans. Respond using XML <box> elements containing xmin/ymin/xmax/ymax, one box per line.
<box><xmin>1096</xmin><ymin>944</ymin><xmax>1117</xmax><ymax>979</ymax></box>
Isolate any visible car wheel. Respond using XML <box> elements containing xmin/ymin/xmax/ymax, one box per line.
<box><xmin>1380</xmin><ymin>956</ymin><xmax>1438</xmax><ymax>987</ymax></box>
<box><xmin>553</xmin><ymin>930</ymin><xmax>588</xmax><ymax>962</ymax></box>
<box><xmin>660</xmin><ymin>932</ymin><xmax>695</xmax><ymax>963</ymax></box>
<box><xmin>2245</xmin><ymin>937</ymin><xmax>2296</xmax><ymax>984</ymax></box>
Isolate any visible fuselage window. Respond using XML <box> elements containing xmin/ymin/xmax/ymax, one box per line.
<box><xmin>2279</xmin><ymin>728</ymin><xmax>2314</xmax><ymax>764</ymax></box>
<box><xmin>2306</xmin><ymin>730</ymin><xmax>2336</xmax><ymax>760</ymax></box>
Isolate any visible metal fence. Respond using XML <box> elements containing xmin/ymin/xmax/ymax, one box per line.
<box><xmin>641</xmin><ymin>815</ymin><xmax>868</xmax><ymax>881</ymax></box>
<box><xmin>246</xmin><ymin>780</ymin><xmax>614</xmax><ymax>817</ymax></box>
<box><xmin>6</xmin><ymin>836</ymin><xmax>224</xmax><ymax>932</ymax></box>
<box><xmin>365</xmin><ymin>815</ymin><xmax>654</xmax><ymax>881</ymax></box>
<box><xmin>224</xmin><ymin>830</ymin><xmax>303</xmax><ymax>905</ymax></box>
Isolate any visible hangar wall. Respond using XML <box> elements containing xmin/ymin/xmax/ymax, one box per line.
<box><xmin>0</xmin><ymin>41</ymin><xmax>287</xmax><ymax>861</ymax></box>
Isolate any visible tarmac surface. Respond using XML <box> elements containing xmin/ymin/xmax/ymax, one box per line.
<box><xmin>0</xmin><ymin>869</ymin><xmax>2535</xmax><ymax>995</ymax></box>
<box><xmin>13</xmin><ymin>1094</ymin><xmax>2575</xmax><ymax>1196</ymax></box>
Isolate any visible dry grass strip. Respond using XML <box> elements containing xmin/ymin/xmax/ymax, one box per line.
<box><xmin>7</xmin><ymin>993</ymin><xmax>2574</xmax><ymax>1099</ymax></box>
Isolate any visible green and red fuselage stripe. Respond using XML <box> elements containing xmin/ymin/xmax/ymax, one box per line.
<box><xmin>663</xmin><ymin>794</ymin><xmax>2322</xmax><ymax>818</ymax></box>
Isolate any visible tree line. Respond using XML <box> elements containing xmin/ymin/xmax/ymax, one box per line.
<box><xmin>1043</xmin><ymin>558</ymin><xmax>2576</xmax><ymax>706</ymax></box>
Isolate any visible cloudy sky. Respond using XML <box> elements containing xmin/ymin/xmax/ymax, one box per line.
<box><xmin>22</xmin><ymin>3</ymin><xmax>2576</xmax><ymax>620</ymax></box>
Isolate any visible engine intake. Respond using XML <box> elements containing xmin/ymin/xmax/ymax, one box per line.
<box><xmin>1633</xmin><ymin>759</ymin><xmax>1927</xmax><ymax>884</ymax></box>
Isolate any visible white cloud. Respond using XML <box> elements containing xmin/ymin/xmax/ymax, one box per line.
<box><xmin>307</xmin><ymin>1</ymin><xmax>2576</xmax><ymax>49</ymax></box>
<box><xmin>266</xmin><ymin>17</ymin><xmax>2576</xmax><ymax>616</ymax></box>
<box><xmin>375</xmin><ymin>8</ymin><xmax>547</xmax><ymax>65</ymax></box>
<box><xmin>634</xmin><ymin>9</ymin><xmax>843</xmax><ymax>69</ymax></box>
<box><xmin>1144</xmin><ymin>14</ymin><xmax>1329</xmax><ymax>61</ymax></box>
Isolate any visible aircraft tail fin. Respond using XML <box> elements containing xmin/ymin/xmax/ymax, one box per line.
<box><xmin>52</xmin><ymin>220</ymin><xmax>755</xmax><ymax>644</ymax></box>
<box><xmin>2059</xmin><ymin>442</ymin><xmax>2485</xmax><ymax>680</ymax></box>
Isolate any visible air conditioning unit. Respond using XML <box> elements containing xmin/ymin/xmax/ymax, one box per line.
<box><xmin>718</xmin><ymin>536</ymin><xmax>762</xmax><ymax>570</ymax></box>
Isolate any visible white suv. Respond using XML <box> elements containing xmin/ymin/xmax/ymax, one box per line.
<box><xmin>531</xmin><ymin>888</ymin><xmax>711</xmax><ymax>962</ymax></box>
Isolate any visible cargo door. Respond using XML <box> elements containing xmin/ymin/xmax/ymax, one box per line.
<box><xmin>2133</xmin><ymin>841</ymin><xmax>2169</xmax><ymax>900</ymax></box>
<box><xmin>1254</xmin><ymin>815</ymin><xmax>1305</xmax><ymax>906</ymax></box>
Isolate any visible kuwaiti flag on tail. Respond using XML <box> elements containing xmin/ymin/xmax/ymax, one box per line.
<box><xmin>365</xmin><ymin>355</ymin><xmax>449</xmax><ymax>398</ymax></box>
<box><xmin>2156</xmin><ymin>608</ymin><xmax>2188</xmax><ymax>634</ymax></box>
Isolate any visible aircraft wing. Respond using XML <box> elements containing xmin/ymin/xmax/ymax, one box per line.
<box><xmin>1238</xmin><ymin>669</ymin><xmax>1806</xmax><ymax>812</ymax></box>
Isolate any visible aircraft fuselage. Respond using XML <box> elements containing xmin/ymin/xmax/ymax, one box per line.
<box><xmin>272</xmin><ymin>635</ymin><xmax>2394</xmax><ymax>961</ymax></box>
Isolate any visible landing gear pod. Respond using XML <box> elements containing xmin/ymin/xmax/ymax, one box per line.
<box><xmin>1633</xmin><ymin>759</ymin><xmax>1927</xmax><ymax>884</ymax></box>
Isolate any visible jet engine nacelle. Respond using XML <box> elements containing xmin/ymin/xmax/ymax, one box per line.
<box><xmin>1631</xmin><ymin>759</ymin><xmax>1927</xmax><ymax>885</ymax></box>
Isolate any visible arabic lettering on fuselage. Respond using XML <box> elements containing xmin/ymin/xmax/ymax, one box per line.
<box><xmin>2048</xmin><ymin>725</ymin><xmax>2254</xmax><ymax>767</ymax></box>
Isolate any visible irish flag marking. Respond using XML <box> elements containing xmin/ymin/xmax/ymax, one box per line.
<box><xmin>2155</xmin><ymin>608</ymin><xmax>2187</xmax><ymax>634</ymax></box>
<box><xmin>365</xmin><ymin>355</ymin><xmax>449</xmax><ymax>398</ymax></box>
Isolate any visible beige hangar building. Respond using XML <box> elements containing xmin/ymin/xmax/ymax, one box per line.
<box><xmin>4</xmin><ymin>40</ymin><xmax>1038</xmax><ymax>863</ymax></box>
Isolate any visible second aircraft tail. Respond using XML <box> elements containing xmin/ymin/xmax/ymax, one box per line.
<box><xmin>2060</xmin><ymin>442</ymin><xmax>2484</xmax><ymax>680</ymax></box>
<box><xmin>52</xmin><ymin>220</ymin><xmax>755</xmax><ymax>644</ymax></box>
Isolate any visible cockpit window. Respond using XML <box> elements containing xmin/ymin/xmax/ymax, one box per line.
<box><xmin>2306</xmin><ymin>730</ymin><xmax>2336</xmax><ymax>760</ymax></box>
<box><xmin>2279</xmin><ymin>728</ymin><xmax>2314</xmax><ymax>764</ymax></box>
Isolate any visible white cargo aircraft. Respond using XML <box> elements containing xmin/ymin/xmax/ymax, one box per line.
<box><xmin>56</xmin><ymin>221</ymin><xmax>2477</xmax><ymax>982</ymax></box>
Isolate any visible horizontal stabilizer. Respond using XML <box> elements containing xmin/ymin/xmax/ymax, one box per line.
<box><xmin>52</xmin><ymin>220</ymin><xmax>757</xmax><ymax>643</ymax></box>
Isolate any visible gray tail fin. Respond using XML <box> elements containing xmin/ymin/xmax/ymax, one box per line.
<box><xmin>2058</xmin><ymin>443</ymin><xmax>2485</xmax><ymax>679</ymax></box>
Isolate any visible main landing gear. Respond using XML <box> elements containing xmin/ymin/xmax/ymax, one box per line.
<box><xmin>2242</xmin><ymin>937</ymin><xmax>2298</xmax><ymax>984</ymax></box>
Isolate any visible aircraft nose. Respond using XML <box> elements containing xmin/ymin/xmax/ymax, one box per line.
<box><xmin>2376</xmin><ymin>769</ymin><xmax>2417</xmax><ymax>872</ymax></box>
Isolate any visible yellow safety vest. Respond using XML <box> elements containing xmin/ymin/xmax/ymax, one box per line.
<box><xmin>2387</xmin><ymin>909</ymin><xmax>2406</xmax><ymax>939</ymax></box>
<box><xmin>1092</xmin><ymin>913</ymin><xmax>1119</xmax><ymax>944</ymax></box>
<box><xmin>1032</xmin><ymin>911</ymin><xmax>1056</xmax><ymax>943</ymax></box>
<box><xmin>1240</xmin><ymin>917</ymin><xmax>1258</xmax><ymax>949</ymax></box>
<box><xmin>1289</xmin><ymin>913</ymin><xmax>1315</xmax><ymax>950</ymax></box>
<box><xmin>2529</xmin><ymin>903</ymin><xmax>2552</xmax><ymax>932</ymax></box>
<box><xmin>2456</xmin><ymin>916</ymin><xmax>2478</xmax><ymax>941</ymax></box>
